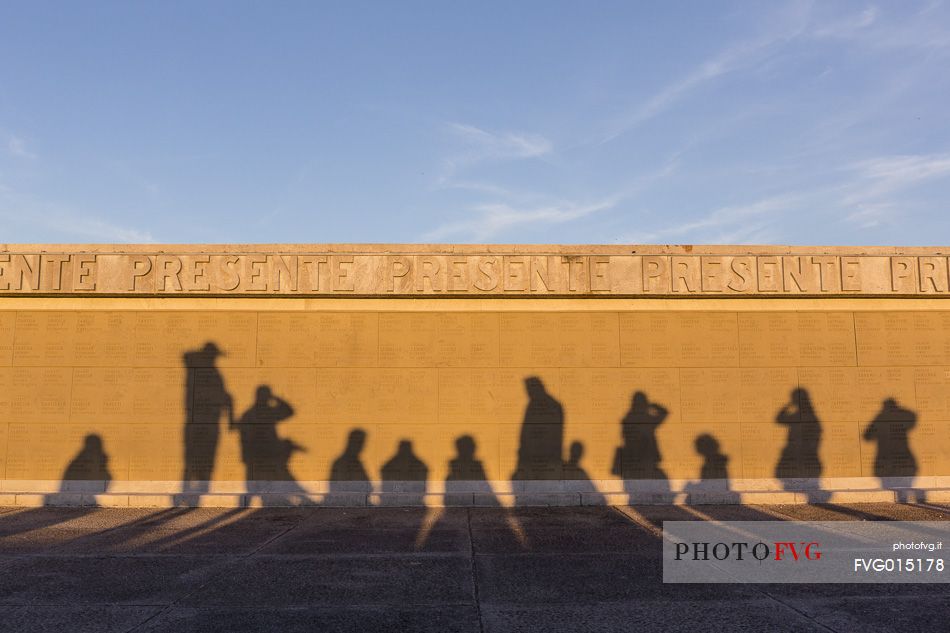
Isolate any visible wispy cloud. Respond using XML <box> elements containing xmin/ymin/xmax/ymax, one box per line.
<box><xmin>615</xmin><ymin>151</ymin><xmax>950</xmax><ymax>244</ymax></box>
<box><xmin>601</xmin><ymin>4</ymin><xmax>814</xmax><ymax>143</ymax></box>
<box><xmin>618</xmin><ymin>195</ymin><xmax>798</xmax><ymax>244</ymax></box>
<box><xmin>7</xmin><ymin>135</ymin><xmax>36</xmax><ymax>159</ymax></box>
<box><xmin>811</xmin><ymin>2</ymin><xmax>950</xmax><ymax>51</ymax></box>
<box><xmin>837</xmin><ymin>153</ymin><xmax>950</xmax><ymax>228</ymax></box>
<box><xmin>846</xmin><ymin>153</ymin><xmax>950</xmax><ymax>199</ymax></box>
<box><xmin>446</xmin><ymin>122</ymin><xmax>552</xmax><ymax>161</ymax></box>
<box><xmin>599</xmin><ymin>2</ymin><xmax>940</xmax><ymax>145</ymax></box>
<box><xmin>426</xmin><ymin>155</ymin><xmax>679</xmax><ymax>242</ymax></box>
<box><xmin>422</xmin><ymin>196</ymin><xmax>619</xmax><ymax>242</ymax></box>
<box><xmin>811</xmin><ymin>6</ymin><xmax>878</xmax><ymax>39</ymax></box>
<box><xmin>0</xmin><ymin>187</ymin><xmax>155</xmax><ymax>242</ymax></box>
<box><xmin>438</xmin><ymin>122</ymin><xmax>553</xmax><ymax>185</ymax></box>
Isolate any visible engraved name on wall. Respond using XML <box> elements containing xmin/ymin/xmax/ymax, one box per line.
<box><xmin>1</xmin><ymin>252</ymin><xmax>949</xmax><ymax>296</ymax></box>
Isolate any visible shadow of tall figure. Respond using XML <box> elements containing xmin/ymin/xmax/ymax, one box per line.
<box><xmin>44</xmin><ymin>434</ymin><xmax>112</xmax><ymax>507</ymax></box>
<box><xmin>233</xmin><ymin>385</ymin><xmax>309</xmax><ymax>506</ymax></box>
<box><xmin>775</xmin><ymin>388</ymin><xmax>826</xmax><ymax>501</ymax></box>
<box><xmin>328</xmin><ymin>428</ymin><xmax>373</xmax><ymax>503</ymax></box>
<box><xmin>614</xmin><ymin>391</ymin><xmax>670</xmax><ymax>501</ymax></box>
<box><xmin>179</xmin><ymin>342</ymin><xmax>233</xmax><ymax>504</ymax></box>
<box><xmin>563</xmin><ymin>441</ymin><xmax>604</xmax><ymax>505</ymax></box>
<box><xmin>863</xmin><ymin>398</ymin><xmax>918</xmax><ymax>481</ymax></box>
<box><xmin>511</xmin><ymin>377</ymin><xmax>564</xmax><ymax>482</ymax></box>
<box><xmin>381</xmin><ymin>440</ymin><xmax>428</xmax><ymax>506</ymax></box>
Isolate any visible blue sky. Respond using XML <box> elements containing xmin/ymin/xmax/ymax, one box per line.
<box><xmin>1</xmin><ymin>1</ymin><xmax>949</xmax><ymax>245</ymax></box>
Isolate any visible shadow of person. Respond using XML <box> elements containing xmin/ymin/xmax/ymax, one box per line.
<box><xmin>562</xmin><ymin>441</ymin><xmax>604</xmax><ymax>505</ymax></box>
<box><xmin>683</xmin><ymin>434</ymin><xmax>739</xmax><ymax>503</ymax></box>
<box><xmin>510</xmin><ymin>376</ymin><xmax>564</xmax><ymax>484</ymax></box>
<box><xmin>327</xmin><ymin>428</ymin><xmax>373</xmax><ymax>504</ymax></box>
<box><xmin>44</xmin><ymin>434</ymin><xmax>113</xmax><ymax>507</ymax></box>
<box><xmin>864</xmin><ymin>398</ymin><xmax>918</xmax><ymax>501</ymax></box>
<box><xmin>446</xmin><ymin>435</ymin><xmax>498</xmax><ymax>505</ymax></box>
<box><xmin>379</xmin><ymin>440</ymin><xmax>431</xmax><ymax>549</ymax></box>
<box><xmin>613</xmin><ymin>391</ymin><xmax>671</xmax><ymax>503</ymax></box>
<box><xmin>428</xmin><ymin>435</ymin><xmax>522</xmax><ymax>551</ymax></box>
<box><xmin>775</xmin><ymin>387</ymin><xmax>826</xmax><ymax>501</ymax></box>
<box><xmin>233</xmin><ymin>385</ymin><xmax>310</xmax><ymax>506</ymax></box>
<box><xmin>380</xmin><ymin>440</ymin><xmax>428</xmax><ymax>506</ymax></box>
<box><xmin>177</xmin><ymin>341</ymin><xmax>233</xmax><ymax>506</ymax></box>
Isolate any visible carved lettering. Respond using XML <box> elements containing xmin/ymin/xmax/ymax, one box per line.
<box><xmin>11</xmin><ymin>254</ymin><xmax>40</xmax><ymax>290</ymax></box>
<box><xmin>244</xmin><ymin>255</ymin><xmax>267</xmax><ymax>291</ymax></box>
<box><xmin>43</xmin><ymin>254</ymin><xmax>70</xmax><ymax>291</ymax></box>
<box><xmin>841</xmin><ymin>257</ymin><xmax>862</xmax><ymax>291</ymax></box>
<box><xmin>271</xmin><ymin>255</ymin><xmax>298</xmax><ymax>292</ymax></box>
<box><xmin>388</xmin><ymin>256</ymin><xmax>412</xmax><ymax>292</ymax></box>
<box><xmin>811</xmin><ymin>256</ymin><xmax>839</xmax><ymax>292</ymax></box>
<box><xmin>448</xmin><ymin>257</ymin><xmax>469</xmax><ymax>292</ymax></box>
<box><xmin>0</xmin><ymin>255</ymin><xmax>9</xmax><ymax>290</ymax></box>
<box><xmin>890</xmin><ymin>257</ymin><xmax>916</xmax><ymax>293</ymax></box>
<box><xmin>530</xmin><ymin>256</ymin><xmax>553</xmax><ymax>292</ymax></box>
<box><xmin>157</xmin><ymin>256</ymin><xmax>183</xmax><ymax>291</ymax></box>
<box><xmin>728</xmin><ymin>257</ymin><xmax>754</xmax><ymax>292</ymax></box>
<box><xmin>701</xmin><ymin>257</ymin><xmax>724</xmax><ymax>292</ymax></box>
<box><xmin>299</xmin><ymin>255</ymin><xmax>328</xmax><ymax>291</ymax></box>
<box><xmin>590</xmin><ymin>256</ymin><xmax>610</xmax><ymax>292</ymax></box>
<box><xmin>757</xmin><ymin>257</ymin><xmax>780</xmax><ymax>292</ymax></box>
<box><xmin>128</xmin><ymin>255</ymin><xmax>152</xmax><ymax>291</ymax></box>
<box><xmin>331</xmin><ymin>256</ymin><xmax>354</xmax><ymax>291</ymax></box>
<box><xmin>919</xmin><ymin>256</ymin><xmax>949</xmax><ymax>293</ymax></box>
<box><xmin>0</xmin><ymin>250</ymin><xmax>943</xmax><ymax>297</ymax></box>
<box><xmin>561</xmin><ymin>256</ymin><xmax>585</xmax><ymax>292</ymax></box>
<box><xmin>71</xmin><ymin>255</ymin><xmax>97</xmax><ymax>291</ymax></box>
<box><xmin>782</xmin><ymin>256</ymin><xmax>811</xmax><ymax>292</ymax></box>
<box><xmin>415</xmin><ymin>256</ymin><xmax>442</xmax><ymax>292</ymax></box>
<box><xmin>184</xmin><ymin>256</ymin><xmax>211</xmax><ymax>292</ymax></box>
<box><xmin>474</xmin><ymin>257</ymin><xmax>499</xmax><ymax>291</ymax></box>
<box><xmin>642</xmin><ymin>256</ymin><xmax>669</xmax><ymax>293</ymax></box>
<box><xmin>504</xmin><ymin>256</ymin><xmax>527</xmax><ymax>291</ymax></box>
<box><xmin>216</xmin><ymin>256</ymin><xmax>241</xmax><ymax>291</ymax></box>
<box><xmin>671</xmin><ymin>257</ymin><xmax>699</xmax><ymax>293</ymax></box>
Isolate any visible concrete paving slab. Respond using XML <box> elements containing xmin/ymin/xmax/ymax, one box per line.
<box><xmin>471</xmin><ymin>524</ymin><xmax>658</xmax><ymax>554</ymax></box>
<box><xmin>801</xmin><ymin>595</ymin><xmax>950</xmax><ymax>633</ymax></box>
<box><xmin>480</xmin><ymin>600</ymin><xmax>828</xmax><ymax>633</ymax></box>
<box><xmin>760</xmin><ymin>582</ymin><xmax>950</xmax><ymax>600</ymax></box>
<box><xmin>1</xmin><ymin>504</ymin><xmax>948</xmax><ymax>632</ymax></box>
<box><xmin>468</xmin><ymin>506</ymin><xmax>631</xmax><ymax>530</ymax></box>
<box><xmin>0</xmin><ymin>507</ymin><xmax>141</xmax><ymax>535</ymax></box>
<box><xmin>769</xmin><ymin>503</ymin><xmax>950</xmax><ymax>522</ymax></box>
<box><xmin>181</xmin><ymin>556</ymin><xmax>474</xmax><ymax>607</ymax></box>
<box><xmin>291</xmin><ymin>507</ymin><xmax>467</xmax><ymax>530</ymax></box>
<box><xmin>0</xmin><ymin>606</ymin><xmax>161</xmax><ymax>633</ymax></box>
<box><xmin>259</xmin><ymin>526</ymin><xmax>470</xmax><ymax>555</ymax></box>
<box><xmin>135</xmin><ymin>606</ymin><xmax>481</xmax><ymax>633</ymax></box>
<box><xmin>475</xmin><ymin>553</ymin><xmax>760</xmax><ymax>604</ymax></box>
<box><xmin>0</xmin><ymin>556</ymin><xmax>234</xmax><ymax>606</ymax></box>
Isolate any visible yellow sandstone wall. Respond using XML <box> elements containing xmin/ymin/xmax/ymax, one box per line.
<box><xmin>1</xmin><ymin>298</ymin><xmax>949</xmax><ymax>497</ymax></box>
<box><xmin>2</xmin><ymin>244</ymin><xmax>949</xmax><ymax>506</ymax></box>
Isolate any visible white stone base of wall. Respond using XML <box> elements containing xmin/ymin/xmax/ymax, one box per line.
<box><xmin>2</xmin><ymin>477</ymin><xmax>950</xmax><ymax>508</ymax></box>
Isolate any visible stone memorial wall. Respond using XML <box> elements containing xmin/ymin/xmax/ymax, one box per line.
<box><xmin>0</xmin><ymin>245</ymin><xmax>948</xmax><ymax>507</ymax></box>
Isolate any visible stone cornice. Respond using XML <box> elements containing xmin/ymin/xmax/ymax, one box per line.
<box><xmin>1</xmin><ymin>245</ymin><xmax>949</xmax><ymax>297</ymax></box>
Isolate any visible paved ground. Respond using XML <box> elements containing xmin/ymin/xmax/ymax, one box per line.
<box><xmin>1</xmin><ymin>503</ymin><xmax>949</xmax><ymax>632</ymax></box>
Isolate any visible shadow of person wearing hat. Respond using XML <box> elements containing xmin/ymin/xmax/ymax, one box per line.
<box><xmin>177</xmin><ymin>341</ymin><xmax>233</xmax><ymax>506</ymax></box>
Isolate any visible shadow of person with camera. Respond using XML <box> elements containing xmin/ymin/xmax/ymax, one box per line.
<box><xmin>232</xmin><ymin>384</ymin><xmax>310</xmax><ymax>506</ymax></box>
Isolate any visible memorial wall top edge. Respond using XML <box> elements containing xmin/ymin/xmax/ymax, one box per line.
<box><xmin>3</xmin><ymin>243</ymin><xmax>950</xmax><ymax>256</ymax></box>
<box><xmin>2</xmin><ymin>243</ymin><xmax>950</xmax><ymax>297</ymax></box>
